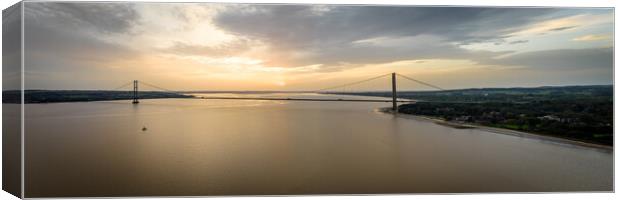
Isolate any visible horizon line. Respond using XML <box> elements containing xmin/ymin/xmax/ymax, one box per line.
<box><xmin>10</xmin><ymin>84</ymin><xmax>613</xmax><ymax>93</ymax></box>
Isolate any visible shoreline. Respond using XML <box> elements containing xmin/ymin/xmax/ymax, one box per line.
<box><xmin>378</xmin><ymin>108</ymin><xmax>613</xmax><ymax>152</ymax></box>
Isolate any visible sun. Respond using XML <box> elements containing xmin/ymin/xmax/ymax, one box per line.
<box><xmin>274</xmin><ymin>81</ymin><xmax>287</xmax><ymax>86</ymax></box>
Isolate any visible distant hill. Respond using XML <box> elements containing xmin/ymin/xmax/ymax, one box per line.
<box><xmin>2</xmin><ymin>90</ymin><xmax>194</xmax><ymax>104</ymax></box>
<box><xmin>330</xmin><ymin>85</ymin><xmax>612</xmax><ymax>103</ymax></box>
<box><xmin>2</xmin><ymin>85</ymin><xmax>612</xmax><ymax>104</ymax></box>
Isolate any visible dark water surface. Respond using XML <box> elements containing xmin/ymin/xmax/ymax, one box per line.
<box><xmin>24</xmin><ymin>93</ymin><xmax>612</xmax><ymax>197</ymax></box>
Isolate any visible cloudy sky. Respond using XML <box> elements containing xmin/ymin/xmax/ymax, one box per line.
<box><xmin>22</xmin><ymin>2</ymin><xmax>613</xmax><ymax>91</ymax></box>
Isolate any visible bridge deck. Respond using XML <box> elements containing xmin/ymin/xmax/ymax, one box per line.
<box><xmin>197</xmin><ymin>96</ymin><xmax>416</xmax><ymax>103</ymax></box>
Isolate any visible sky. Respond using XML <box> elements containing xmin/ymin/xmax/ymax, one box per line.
<box><xmin>21</xmin><ymin>2</ymin><xmax>614</xmax><ymax>91</ymax></box>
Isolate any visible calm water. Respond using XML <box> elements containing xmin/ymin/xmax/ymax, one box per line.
<box><xmin>24</xmin><ymin>93</ymin><xmax>612</xmax><ymax>197</ymax></box>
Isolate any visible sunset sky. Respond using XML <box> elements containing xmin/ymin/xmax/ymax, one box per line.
<box><xmin>22</xmin><ymin>2</ymin><xmax>613</xmax><ymax>91</ymax></box>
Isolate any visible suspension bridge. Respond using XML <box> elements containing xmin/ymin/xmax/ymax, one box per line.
<box><xmin>112</xmin><ymin>72</ymin><xmax>445</xmax><ymax>111</ymax></box>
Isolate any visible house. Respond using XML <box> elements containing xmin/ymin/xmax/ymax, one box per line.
<box><xmin>455</xmin><ymin>115</ymin><xmax>472</xmax><ymax>122</ymax></box>
<box><xmin>538</xmin><ymin>115</ymin><xmax>561</xmax><ymax>121</ymax></box>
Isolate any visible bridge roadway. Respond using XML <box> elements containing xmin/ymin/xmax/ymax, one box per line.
<box><xmin>196</xmin><ymin>96</ymin><xmax>417</xmax><ymax>103</ymax></box>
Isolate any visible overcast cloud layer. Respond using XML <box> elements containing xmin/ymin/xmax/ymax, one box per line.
<box><xmin>22</xmin><ymin>2</ymin><xmax>613</xmax><ymax>90</ymax></box>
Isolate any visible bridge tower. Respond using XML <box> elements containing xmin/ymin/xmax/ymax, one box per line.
<box><xmin>132</xmin><ymin>80</ymin><xmax>139</xmax><ymax>104</ymax></box>
<box><xmin>392</xmin><ymin>72</ymin><xmax>397</xmax><ymax>112</ymax></box>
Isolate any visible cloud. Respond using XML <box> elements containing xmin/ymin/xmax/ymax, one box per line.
<box><xmin>25</xmin><ymin>2</ymin><xmax>138</xmax><ymax>34</ymax></box>
<box><xmin>299</xmin><ymin>35</ymin><xmax>508</xmax><ymax>67</ymax></box>
<box><xmin>216</xmin><ymin>6</ymin><xmax>556</xmax><ymax>45</ymax></box>
<box><xmin>547</xmin><ymin>25</ymin><xmax>578</xmax><ymax>32</ymax></box>
<box><xmin>24</xmin><ymin>3</ymin><xmax>140</xmax><ymax>66</ymax></box>
<box><xmin>573</xmin><ymin>34</ymin><xmax>611</xmax><ymax>41</ymax></box>
<box><xmin>23</xmin><ymin>2</ymin><xmax>142</xmax><ymax>65</ymax></box>
<box><xmin>508</xmin><ymin>40</ymin><xmax>529</xmax><ymax>44</ymax></box>
<box><xmin>486</xmin><ymin>47</ymin><xmax>612</xmax><ymax>70</ymax></box>
<box><xmin>3</xmin><ymin>4</ymin><xmax>22</xmax><ymax>90</ymax></box>
<box><xmin>18</xmin><ymin>3</ymin><xmax>614</xmax><ymax>89</ymax></box>
<box><xmin>161</xmin><ymin>39</ymin><xmax>253</xmax><ymax>58</ymax></box>
<box><xmin>24</xmin><ymin>20</ymin><xmax>138</xmax><ymax>66</ymax></box>
<box><xmin>508</xmin><ymin>12</ymin><xmax>612</xmax><ymax>37</ymax></box>
<box><xmin>211</xmin><ymin>5</ymin><xmax>565</xmax><ymax>68</ymax></box>
<box><xmin>23</xmin><ymin>2</ymin><xmax>143</xmax><ymax>89</ymax></box>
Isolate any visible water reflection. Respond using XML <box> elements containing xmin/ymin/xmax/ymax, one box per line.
<box><xmin>24</xmin><ymin>93</ymin><xmax>612</xmax><ymax>197</ymax></box>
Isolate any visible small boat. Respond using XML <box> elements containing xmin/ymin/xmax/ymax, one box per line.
<box><xmin>142</xmin><ymin>126</ymin><xmax>148</xmax><ymax>131</ymax></box>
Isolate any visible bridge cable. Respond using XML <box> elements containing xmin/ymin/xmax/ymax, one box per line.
<box><xmin>139</xmin><ymin>81</ymin><xmax>184</xmax><ymax>95</ymax></box>
<box><xmin>314</xmin><ymin>73</ymin><xmax>392</xmax><ymax>93</ymax></box>
<box><xmin>110</xmin><ymin>81</ymin><xmax>133</xmax><ymax>91</ymax></box>
<box><xmin>396</xmin><ymin>73</ymin><xmax>445</xmax><ymax>91</ymax></box>
<box><xmin>22</xmin><ymin>81</ymin><xmax>134</xmax><ymax>95</ymax></box>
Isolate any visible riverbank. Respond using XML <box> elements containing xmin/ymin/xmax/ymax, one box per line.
<box><xmin>378</xmin><ymin>108</ymin><xmax>613</xmax><ymax>152</ymax></box>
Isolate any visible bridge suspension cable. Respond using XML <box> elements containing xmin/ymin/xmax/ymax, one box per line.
<box><xmin>396</xmin><ymin>73</ymin><xmax>445</xmax><ymax>91</ymax></box>
<box><xmin>314</xmin><ymin>73</ymin><xmax>392</xmax><ymax>92</ymax></box>
<box><xmin>312</xmin><ymin>73</ymin><xmax>445</xmax><ymax>93</ymax></box>
<box><xmin>139</xmin><ymin>81</ymin><xmax>184</xmax><ymax>95</ymax></box>
<box><xmin>110</xmin><ymin>81</ymin><xmax>133</xmax><ymax>91</ymax></box>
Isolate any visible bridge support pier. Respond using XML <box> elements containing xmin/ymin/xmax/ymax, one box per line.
<box><xmin>132</xmin><ymin>80</ymin><xmax>139</xmax><ymax>104</ymax></box>
<box><xmin>392</xmin><ymin>72</ymin><xmax>397</xmax><ymax>113</ymax></box>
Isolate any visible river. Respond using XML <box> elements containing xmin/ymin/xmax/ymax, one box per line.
<box><xmin>23</xmin><ymin>93</ymin><xmax>612</xmax><ymax>197</ymax></box>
